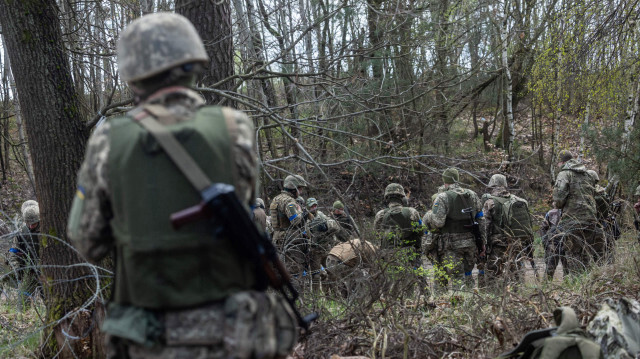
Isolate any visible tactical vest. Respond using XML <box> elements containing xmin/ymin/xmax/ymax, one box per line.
<box><xmin>441</xmin><ymin>189</ymin><xmax>475</xmax><ymax>233</ymax></box>
<box><xmin>380</xmin><ymin>206</ymin><xmax>420</xmax><ymax>248</ymax></box>
<box><xmin>559</xmin><ymin>168</ymin><xmax>597</xmax><ymax>219</ymax></box>
<box><xmin>108</xmin><ymin>106</ymin><xmax>256</xmax><ymax>309</ymax></box>
<box><xmin>488</xmin><ymin>194</ymin><xmax>533</xmax><ymax>238</ymax></box>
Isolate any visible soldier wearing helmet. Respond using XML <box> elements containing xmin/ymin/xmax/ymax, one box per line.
<box><xmin>552</xmin><ymin>150</ymin><xmax>603</xmax><ymax>275</ymax></box>
<box><xmin>374</xmin><ymin>183</ymin><xmax>422</xmax><ymax>266</ymax></box>
<box><xmin>269</xmin><ymin>175</ymin><xmax>312</xmax><ymax>274</ymax></box>
<box><xmin>480</xmin><ymin>174</ymin><xmax>535</xmax><ymax>287</ymax></box>
<box><xmin>424</xmin><ymin>168</ymin><xmax>484</xmax><ymax>289</ymax></box>
<box><xmin>252</xmin><ymin>197</ymin><xmax>268</xmax><ymax>234</ymax></box>
<box><xmin>67</xmin><ymin>13</ymin><xmax>296</xmax><ymax>358</ymax></box>
<box><xmin>269</xmin><ymin>174</ymin><xmax>309</xmax><ymax>247</ymax></box>
<box><xmin>8</xmin><ymin>201</ymin><xmax>41</xmax><ymax>307</ymax></box>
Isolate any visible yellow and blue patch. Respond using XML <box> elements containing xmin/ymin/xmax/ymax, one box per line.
<box><xmin>76</xmin><ymin>186</ymin><xmax>86</xmax><ymax>200</ymax></box>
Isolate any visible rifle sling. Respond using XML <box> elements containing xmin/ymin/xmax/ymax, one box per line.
<box><xmin>135</xmin><ymin>105</ymin><xmax>213</xmax><ymax>192</ymax></box>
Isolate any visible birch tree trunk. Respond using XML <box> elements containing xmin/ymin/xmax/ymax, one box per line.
<box><xmin>501</xmin><ymin>1</ymin><xmax>515</xmax><ymax>163</ymax></box>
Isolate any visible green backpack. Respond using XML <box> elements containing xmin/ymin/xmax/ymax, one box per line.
<box><xmin>492</xmin><ymin>195</ymin><xmax>533</xmax><ymax>238</ymax></box>
<box><xmin>381</xmin><ymin>206</ymin><xmax>418</xmax><ymax>248</ymax></box>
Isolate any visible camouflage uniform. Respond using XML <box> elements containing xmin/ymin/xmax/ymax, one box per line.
<box><xmin>269</xmin><ymin>175</ymin><xmax>308</xmax><ymax>274</ymax></box>
<box><xmin>553</xmin><ymin>157</ymin><xmax>604</xmax><ymax>275</ymax></box>
<box><xmin>67</xmin><ymin>13</ymin><xmax>295</xmax><ymax>359</ymax></box>
<box><xmin>252</xmin><ymin>198</ymin><xmax>268</xmax><ymax>235</ymax></box>
<box><xmin>541</xmin><ymin>208</ymin><xmax>564</xmax><ymax>280</ymax></box>
<box><xmin>481</xmin><ymin>174</ymin><xmax>534</xmax><ymax>286</ymax></box>
<box><xmin>8</xmin><ymin>203</ymin><xmax>41</xmax><ymax>304</ymax></box>
<box><xmin>373</xmin><ymin>184</ymin><xmax>422</xmax><ymax>268</ymax></box>
<box><xmin>325</xmin><ymin>239</ymin><xmax>377</xmax><ymax>298</ymax></box>
<box><xmin>587</xmin><ymin>298</ymin><xmax>640</xmax><ymax>358</ymax></box>
<box><xmin>332</xmin><ymin>201</ymin><xmax>357</xmax><ymax>242</ymax></box>
<box><xmin>306</xmin><ymin>209</ymin><xmax>341</xmax><ymax>272</ymax></box>
<box><xmin>424</xmin><ymin>169</ymin><xmax>484</xmax><ymax>289</ymax></box>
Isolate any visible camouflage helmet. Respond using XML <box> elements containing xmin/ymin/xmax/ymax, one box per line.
<box><xmin>255</xmin><ymin>198</ymin><xmax>265</xmax><ymax>209</ymax></box>
<box><xmin>558</xmin><ymin>150</ymin><xmax>574</xmax><ymax>163</ymax></box>
<box><xmin>117</xmin><ymin>13</ymin><xmax>209</xmax><ymax>82</ymax></box>
<box><xmin>488</xmin><ymin>174</ymin><xmax>507</xmax><ymax>189</ymax></box>
<box><xmin>20</xmin><ymin>200</ymin><xmax>38</xmax><ymax>214</ymax></box>
<box><xmin>23</xmin><ymin>205</ymin><xmax>40</xmax><ymax>226</ymax></box>
<box><xmin>634</xmin><ymin>185</ymin><xmax>640</xmax><ymax>196</ymax></box>
<box><xmin>333</xmin><ymin>200</ymin><xmax>344</xmax><ymax>209</ymax></box>
<box><xmin>307</xmin><ymin>197</ymin><xmax>318</xmax><ymax>208</ymax></box>
<box><xmin>296</xmin><ymin>196</ymin><xmax>305</xmax><ymax>207</ymax></box>
<box><xmin>283</xmin><ymin>175</ymin><xmax>307</xmax><ymax>190</ymax></box>
<box><xmin>442</xmin><ymin>167</ymin><xmax>459</xmax><ymax>184</ymax></box>
<box><xmin>384</xmin><ymin>183</ymin><xmax>406</xmax><ymax>200</ymax></box>
<box><xmin>586</xmin><ymin>170</ymin><xmax>599</xmax><ymax>184</ymax></box>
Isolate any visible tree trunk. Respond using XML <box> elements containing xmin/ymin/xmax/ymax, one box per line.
<box><xmin>176</xmin><ymin>0</ymin><xmax>235</xmax><ymax>106</ymax></box>
<box><xmin>0</xmin><ymin>0</ymin><xmax>99</xmax><ymax>357</ymax></box>
<box><xmin>501</xmin><ymin>2</ymin><xmax>515</xmax><ymax>163</ymax></box>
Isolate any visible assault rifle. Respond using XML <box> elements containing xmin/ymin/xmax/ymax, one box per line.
<box><xmin>462</xmin><ymin>207</ymin><xmax>485</xmax><ymax>260</ymax></box>
<box><xmin>170</xmin><ymin>183</ymin><xmax>318</xmax><ymax>330</ymax></box>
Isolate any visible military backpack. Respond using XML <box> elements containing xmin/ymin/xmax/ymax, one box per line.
<box><xmin>380</xmin><ymin>206</ymin><xmax>419</xmax><ymax>248</ymax></box>
<box><xmin>490</xmin><ymin>195</ymin><xmax>533</xmax><ymax>239</ymax></box>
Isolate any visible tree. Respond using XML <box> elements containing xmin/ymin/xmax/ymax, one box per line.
<box><xmin>0</xmin><ymin>0</ymin><xmax>101</xmax><ymax>357</ymax></box>
<box><xmin>176</xmin><ymin>0</ymin><xmax>236</xmax><ymax>106</ymax></box>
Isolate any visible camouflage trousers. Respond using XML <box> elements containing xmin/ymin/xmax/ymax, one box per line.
<box><xmin>482</xmin><ymin>235</ymin><xmax>535</xmax><ymax>287</ymax></box>
<box><xmin>544</xmin><ymin>228</ymin><xmax>567</xmax><ymax>280</ymax></box>
<box><xmin>432</xmin><ymin>233</ymin><xmax>475</xmax><ymax>290</ymax></box>
<box><xmin>107</xmin><ymin>291</ymin><xmax>298</xmax><ymax>359</ymax></box>
<box><xmin>555</xmin><ymin>221</ymin><xmax>605</xmax><ymax>276</ymax></box>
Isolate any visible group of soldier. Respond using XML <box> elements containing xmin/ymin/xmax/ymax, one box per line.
<box><xmin>264</xmin><ymin>149</ymin><xmax>628</xmax><ymax>293</ymax></box>
<box><xmin>0</xmin><ymin>11</ymin><xmax>635</xmax><ymax>358</ymax></box>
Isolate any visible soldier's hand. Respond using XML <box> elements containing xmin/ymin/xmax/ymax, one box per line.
<box><xmin>478</xmin><ymin>245</ymin><xmax>486</xmax><ymax>260</ymax></box>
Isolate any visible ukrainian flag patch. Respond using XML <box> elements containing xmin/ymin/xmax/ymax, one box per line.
<box><xmin>76</xmin><ymin>186</ymin><xmax>86</xmax><ymax>200</ymax></box>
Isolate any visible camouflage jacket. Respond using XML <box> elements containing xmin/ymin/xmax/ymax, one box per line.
<box><xmin>481</xmin><ymin>187</ymin><xmax>510</xmax><ymax>239</ymax></box>
<box><xmin>252</xmin><ymin>207</ymin><xmax>267</xmax><ymax>234</ymax></box>
<box><xmin>553</xmin><ymin>159</ymin><xmax>597</xmax><ymax>224</ymax></box>
<box><xmin>269</xmin><ymin>191</ymin><xmax>304</xmax><ymax>231</ymax></box>
<box><xmin>68</xmin><ymin>87</ymin><xmax>258</xmax><ymax>262</ymax></box>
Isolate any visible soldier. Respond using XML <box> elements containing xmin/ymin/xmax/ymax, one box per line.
<box><xmin>481</xmin><ymin>174</ymin><xmax>534</xmax><ymax>286</ymax></box>
<box><xmin>252</xmin><ymin>198</ymin><xmax>268</xmax><ymax>234</ymax></box>
<box><xmin>305</xmin><ymin>198</ymin><xmax>341</xmax><ymax>271</ymax></box>
<box><xmin>332</xmin><ymin>200</ymin><xmax>358</xmax><ymax>240</ymax></box>
<box><xmin>270</xmin><ymin>175</ymin><xmax>309</xmax><ymax>246</ymax></box>
<box><xmin>67</xmin><ymin>13</ymin><xmax>296</xmax><ymax>359</ymax></box>
<box><xmin>552</xmin><ymin>150</ymin><xmax>604</xmax><ymax>275</ymax></box>
<box><xmin>325</xmin><ymin>239</ymin><xmax>377</xmax><ymax>298</ymax></box>
<box><xmin>424</xmin><ymin>168</ymin><xmax>484</xmax><ymax>289</ymax></box>
<box><xmin>270</xmin><ymin>175</ymin><xmax>310</xmax><ymax>273</ymax></box>
<box><xmin>8</xmin><ymin>201</ymin><xmax>41</xmax><ymax>307</ymax></box>
<box><xmin>374</xmin><ymin>183</ymin><xmax>422</xmax><ymax>267</ymax></box>
<box><xmin>541</xmin><ymin>206</ymin><xmax>564</xmax><ymax>280</ymax></box>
